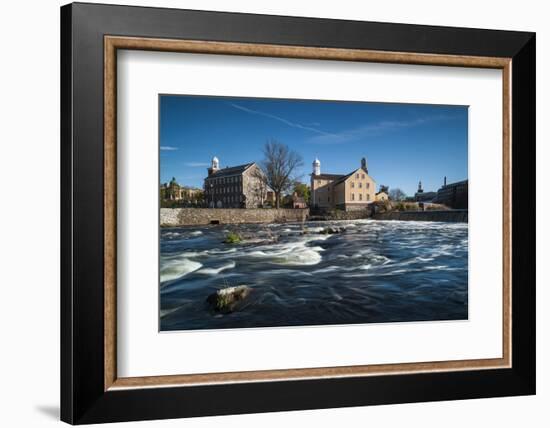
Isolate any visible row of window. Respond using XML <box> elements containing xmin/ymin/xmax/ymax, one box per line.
<box><xmin>351</xmin><ymin>182</ymin><xmax>369</xmax><ymax>189</ymax></box>
<box><xmin>316</xmin><ymin>193</ymin><xmax>371</xmax><ymax>203</ymax></box>
<box><xmin>208</xmin><ymin>175</ymin><xmax>242</xmax><ymax>186</ymax></box>
<box><xmin>315</xmin><ymin>176</ymin><xmax>368</xmax><ymax>187</ymax></box>
<box><xmin>208</xmin><ymin>186</ymin><xmax>241</xmax><ymax>195</ymax></box>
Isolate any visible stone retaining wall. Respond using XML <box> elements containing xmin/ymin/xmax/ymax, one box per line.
<box><xmin>373</xmin><ymin>210</ymin><xmax>468</xmax><ymax>223</ymax></box>
<box><xmin>161</xmin><ymin>208</ymin><xmax>310</xmax><ymax>226</ymax></box>
<box><xmin>309</xmin><ymin>210</ymin><xmax>370</xmax><ymax>221</ymax></box>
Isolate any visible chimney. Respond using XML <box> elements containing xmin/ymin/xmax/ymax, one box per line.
<box><xmin>444</xmin><ymin>176</ymin><xmax>447</xmax><ymax>186</ymax></box>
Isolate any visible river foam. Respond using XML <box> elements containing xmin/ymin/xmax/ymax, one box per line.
<box><xmin>196</xmin><ymin>261</ymin><xmax>236</xmax><ymax>275</ymax></box>
<box><xmin>160</xmin><ymin>258</ymin><xmax>203</xmax><ymax>283</ymax></box>
<box><xmin>160</xmin><ymin>219</ymin><xmax>468</xmax><ymax>330</ymax></box>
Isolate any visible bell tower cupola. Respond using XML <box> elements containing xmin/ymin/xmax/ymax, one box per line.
<box><xmin>312</xmin><ymin>157</ymin><xmax>321</xmax><ymax>176</ymax></box>
<box><xmin>361</xmin><ymin>157</ymin><xmax>368</xmax><ymax>173</ymax></box>
<box><xmin>208</xmin><ymin>156</ymin><xmax>220</xmax><ymax>176</ymax></box>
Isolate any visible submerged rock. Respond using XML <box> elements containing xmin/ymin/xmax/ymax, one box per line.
<box><xmin>320</xmin><ymin>226</ymin><xmax>344</xmax><ymax>234</ymax></box>
<box><xmin>207</xmin><ymin>285</ymin><xmax>251</xmax><ymax>313</ymax></box>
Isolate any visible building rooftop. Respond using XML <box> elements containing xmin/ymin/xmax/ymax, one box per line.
<box><xmin>440</xmin><ymin>179</ymin><xmax>468</xmax><ymax>189</ymax></box>
<box><xmin>207</xmin><ymin>162</ymin><xmax>255</xmax><ymax>179</ymax></box>
<box><xmin>292</xmin><ymin>194</ymin><xmax>306</xmax><ymax>203</ymax></box>
<box><xmin>331</xmin><ymin>167</ymin><xmax>369</xmax><ymax>185</ymax></box>
<box><xmin>312</xmin><ymin>173</ymin><xmax>345</xmax><ymax>180</ymax></box>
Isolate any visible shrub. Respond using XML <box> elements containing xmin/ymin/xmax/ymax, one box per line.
<box><xmin>426</xmin><ymin>203</ymin><xmax>450</xmax><ymax>211</ymax></box>
<box><xmin>223</xmin><ymin>231</ymin><xmax>242</xmax><ymax>244</ymax></box>
<box><xmin>380</xmin><ymin>200</ymin><xmax>393</xmax><ymax>212</ymax></box>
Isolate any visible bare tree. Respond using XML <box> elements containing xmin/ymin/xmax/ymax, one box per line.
<box><xmin>260</xmin><ymin>140</ymin><xmax>303</xmax><ymax>209</ymax></box>
<box><xmin>389</xmin><ymin>188</ymin><xmax>407</xmax><ymax>201</ymax></box>
<box><xmin>249</xmin><ymin>166</ymin><xmax>269</xmax><ymax>207</ymax></box>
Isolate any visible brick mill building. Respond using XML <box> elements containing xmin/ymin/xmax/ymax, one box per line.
<box><xmin>434</xmin><ymin>177</ymin><xmax>468</xmax><ymax>209</ymax></box>
<box><xmin>310</xmin><ymin>157</ymin><xmax>376</xmax><ymax>211</ymax></box>
<box><xmin>203</xmin><ymin>156</ymin><xmax>274</xmax><ymax>208</ymax></box>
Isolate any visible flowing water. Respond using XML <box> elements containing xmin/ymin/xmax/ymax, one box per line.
<box><xmin>160</xmin><ymin>220</ymin><xmax>468</xmax><ymax>331</ymax></box>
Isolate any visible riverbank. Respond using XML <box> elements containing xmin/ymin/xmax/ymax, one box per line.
<box><xmin>161</xmin><ymin>207</ymin><xmax>468</xmax><ymax>226</ymax></box>
<box><xmin>161</xmin><ymin>207</ymin><xmax>309</xmax><ymax>227</ymax></box>
<box><xmin>374</xmin><ymin>210</ymin><xmax>468</xmax><ymax>223</ymax></box>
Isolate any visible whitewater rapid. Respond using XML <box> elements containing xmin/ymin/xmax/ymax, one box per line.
<box><xmin>160</xmin><ymin>219</ymin><xmax>468</xmax><ymax>331</ymax></box>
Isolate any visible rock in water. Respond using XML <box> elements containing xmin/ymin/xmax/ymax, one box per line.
<box><xmin>320</xmin><ymin>226</ymin><xmax>344</xmax><ymax>234</ymax></box>
<box><xmin>207</xmin><ymin>285</ymin><xmax>251</xmax><ymax>313</ymax></box>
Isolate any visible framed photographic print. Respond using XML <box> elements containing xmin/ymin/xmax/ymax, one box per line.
<box><xmin>60</xmin><ymin>2</ymin><xmax>536</xmax><ymax>424</ymax></box>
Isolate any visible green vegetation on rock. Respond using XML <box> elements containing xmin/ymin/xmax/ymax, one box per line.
<box><xmin>206</xmin><ymin>285</ymin><xmax>251</xmax><ymax>313</ymax></box>
<box><xmin>224</xmin><ymin>231</ymin><xmax>242</xmax><ymax>244</ymax></box>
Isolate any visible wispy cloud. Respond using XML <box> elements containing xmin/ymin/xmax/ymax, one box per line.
<box><xmin>228</xmin><ymin>103</ymin><xmax>337</xmax><ymax>137</ymax></box>
<box><xmin>160</xmin><ymin>146</ymin><xmax>179</xmax><ymax>151</ymax></box>
<box><xmin>184</xmin><ymin>162</ymin><xmax>210</xmax><ymax>167</ymax></box>
<box><xmin>307</xmin><ymin>114</ymin><xmax>456</xmax><ymax>145</ymax></box>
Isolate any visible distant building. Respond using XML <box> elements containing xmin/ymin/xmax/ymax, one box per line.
<box><xmin>414</xmin><ymin>181</ymin><xmax>437</xmax><ymax>202</ymax></box>
<box><xmin>160</xmin><ymin>177</ymin><xmax>202</xmax><ymax>204</ymax></box>
<box><xmin>434</xmin><ymin>176</ymin><xmax>468</xmax><ymax>209</ymax></box>
<box><xmin>203</xmin><ymin>157</ymin><xmax>273</xmax><ymax>208</ymax></box>
<box><xmin>375</xmin><ymin>190</ymin><xmax>389</xmax><ymax>202</ymax></box>
<box><xmin>292</xmin><ymin>192</ymin><xmax>308</xmax><ymax>209</ymax></box>
<box><xmin>376</xmin><ymin>185</ymin><xmax>389</xmax><ymax>202</ymax></box>
<box><xmin>310</xmin><ymin>157</ymin><xmax>376</xmax><ymax>211</ymax></box>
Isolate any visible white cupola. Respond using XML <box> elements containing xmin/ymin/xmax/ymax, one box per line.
<box><xmin>313</xmin><ymin>157</ymin><xmax>321</xmax><ymax>176</ymax></box>
<box><xmin>211</xmin><ymin>156</ymin><xmax>220</xmax><ymax>171</ymax></box>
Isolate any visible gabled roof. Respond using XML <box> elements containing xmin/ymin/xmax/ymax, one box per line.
<box><xmin>311</xmin><ymin>173</ymin><xmax>345</xmax><ymax>180</ymax></box>
<box><xmin>332</xmin><ymin>167</ymin><xmax>371</xmax><ymax>185</ymax></box>
<box><xmin>206</xmin><ymin>162</ymin><xmax>255</xmax><ymax>179</ymax></box>
<box><xmin>332</xmin><ymin>171</ymin><xmax>354</xmax><ymax>186</ymax></box>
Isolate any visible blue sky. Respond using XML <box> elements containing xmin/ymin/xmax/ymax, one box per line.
<box><xmin>160</xmin><ymin>95</ymin><xmax>468</xmax><ymax>196</ymax></box>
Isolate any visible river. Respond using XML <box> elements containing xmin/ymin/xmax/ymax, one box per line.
<box><xmin>160</xmin><ymin>219</ymin><xmax>468</xmax><ymax>331</ymax></box>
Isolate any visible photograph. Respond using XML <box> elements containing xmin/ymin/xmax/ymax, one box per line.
<box><xmin>159</xmin><ymin>95</ymin><xmax>469</xmax><ymax>331</ymax></box>
<box><xmin>53</xmin><ymin>2</ymin><xmax>537</xmax><ymax>424</ymax></box>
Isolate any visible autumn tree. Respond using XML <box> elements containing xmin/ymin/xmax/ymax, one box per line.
<box><xmin>292</xmin><ymin>182</ymin><xmax>310</xmax><ymax>203</ymax></box>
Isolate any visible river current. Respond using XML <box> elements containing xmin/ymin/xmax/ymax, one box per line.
<box><xmin>160</xmin><ymin>220</ymin><xmax>468</xmax><ymax>331</ymax></box>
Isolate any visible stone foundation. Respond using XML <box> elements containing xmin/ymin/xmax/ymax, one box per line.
<box><xmin>161</xmin><ymin>208</ymin><xmax>310</xmax><ymax>226</ymax></box>
<box><xmin>374</xmin><ymin>210</ymin><xmax>468</xmax><ymax>223</ymax></box>
<box><xmin>309</xmin><ymin>209</ymin><xmax>371</xmax><ymax>221</ymax></box>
